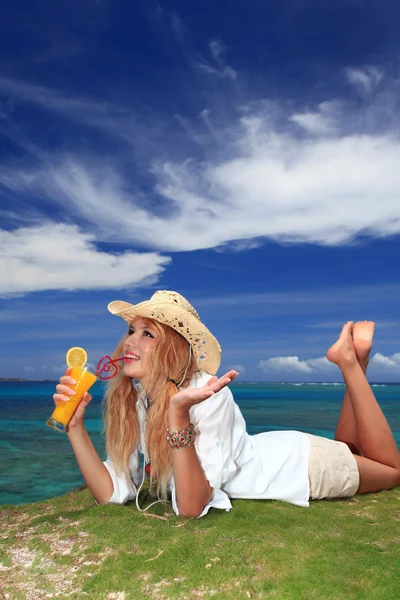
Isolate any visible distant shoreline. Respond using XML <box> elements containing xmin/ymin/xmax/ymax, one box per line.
<box><xmin>0</xmin><ymin>378</ymin><xmax>58</xmax><ymax>382</ymax></box>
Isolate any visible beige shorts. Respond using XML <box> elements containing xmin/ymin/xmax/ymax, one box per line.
<box><xmin>305</xmin><ymin>433</ymin><xmax>360</xmax><ymax>500</ymax></box>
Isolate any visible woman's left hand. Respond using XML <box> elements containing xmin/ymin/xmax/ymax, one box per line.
<box><xmin>169</xmin><ymin>370</ymin><xmax>239</xmax><ymax>414</ymax></box>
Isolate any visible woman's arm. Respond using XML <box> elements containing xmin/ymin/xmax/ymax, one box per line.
<box><xmin>67</xmin><ymin>417</ymin><xmax>114</xmax><ymax>505</ymax></box>
<box><xmin>168</xmin><ymin>404</ymin><xmax>213</xmax><ymax>517</ymax></box>
<box><xmin>168</xmin><ymin>370</ymin><xmax>238</xmax><ymax>517</ymax></box>
<box><xmin>54</xmin><ymin>371</ymin><xmax>114</xmax><ymax>504</ymax></box>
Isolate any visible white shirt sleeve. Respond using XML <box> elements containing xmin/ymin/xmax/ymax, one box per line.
<box><xmin>103</xmin><ymin>449</ymin><xmax>142</xmax><ymax>505</ymax></box>
<box><xmin>170</xmin><ymin>383</ymin><xmax>239</xmax><ymax>517</ymax></box>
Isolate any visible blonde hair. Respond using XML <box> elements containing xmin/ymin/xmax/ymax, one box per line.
<box><xmin>103</xmin><ymin>318</ymin><xmax>198</xmax><ymax>499</ymax></box>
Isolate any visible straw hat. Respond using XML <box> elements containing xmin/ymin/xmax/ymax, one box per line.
<box><xmin>107</xmin><ymin>290</ymin><xmax>221</xmax><ymax>375</ymax></box>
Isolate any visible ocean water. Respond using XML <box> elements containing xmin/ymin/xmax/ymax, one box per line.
<box><xmin>1</xmin><ymin>381</ymin><xmax>399</xmax><ymax>506</ymax></box>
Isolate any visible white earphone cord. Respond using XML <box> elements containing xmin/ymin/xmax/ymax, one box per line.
<box><xmin>135</xmin><ymin>454</ymin><xmax>167</xmax><ymax>513</ymax></box>
<box><xmin>135</xmin><ymin>343</ymin><xmax>192</xmax><ymax>512</ymax></box>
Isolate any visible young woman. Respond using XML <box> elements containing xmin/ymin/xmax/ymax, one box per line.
<box><xmin>53</xmin><ymin>290</ymin><xmax>400</xmax><ymax>517</ymax></box>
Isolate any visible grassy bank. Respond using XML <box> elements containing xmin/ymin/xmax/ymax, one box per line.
<box><xmin>1</xmin><ymin>488</ymin><xmax>399</xmax><ymax>599</ymax></box>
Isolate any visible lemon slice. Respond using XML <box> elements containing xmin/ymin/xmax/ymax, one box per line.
<box><xmin>66</xmin><ymin>347</ymin><xmax>88</xmax><ymax>369</ymax></box>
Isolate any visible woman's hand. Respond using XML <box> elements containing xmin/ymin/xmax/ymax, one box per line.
<box><xmin>169</xmin><ymin>370</ymin><xmax>239</xmax><ymax>414</ymax></box>
<box><xmin>53</xmin><ymin>367</ymin><xmax>93</xmax><ymax>431</ymax></box>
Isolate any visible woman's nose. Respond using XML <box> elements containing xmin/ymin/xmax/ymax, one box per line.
<box><xmin>129</xmin><ymin>327</ymin><xmax>143</xmax><ymax>340</ymax></box>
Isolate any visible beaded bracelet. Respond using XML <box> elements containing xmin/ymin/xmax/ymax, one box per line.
<box><xmin>166</xmin><ymin>423</ymin><xmax>197</xmax><ymax>449</ymax></box>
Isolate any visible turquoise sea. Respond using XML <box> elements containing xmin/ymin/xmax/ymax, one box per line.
<box><xmin>1</xmin><ymin>381</ymin><xmax>399</xmax><ymax>506</ymax></box>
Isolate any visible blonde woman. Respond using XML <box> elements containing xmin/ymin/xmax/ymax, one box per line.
<box><xmin>54</xmin><ymin>291</ymin><xmax>400</xmax><ymax>517</ymax></box>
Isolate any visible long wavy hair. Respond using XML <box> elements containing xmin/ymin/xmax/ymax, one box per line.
<box><xmin>103</xmin><ymin>318</ymin><xmax>198</xmax><ymax>499</ymax></box>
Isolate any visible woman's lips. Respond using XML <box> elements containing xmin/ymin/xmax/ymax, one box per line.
<box><xmin>124</xmin><ymin>352</ymin><xmax>140</xmax><ymax>363</ymax></box>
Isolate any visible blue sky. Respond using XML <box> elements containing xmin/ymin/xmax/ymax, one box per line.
<box><xmin>1</xmin><ymin>0</ymin><xmax>400</xmax><ymax>382</ymax></box>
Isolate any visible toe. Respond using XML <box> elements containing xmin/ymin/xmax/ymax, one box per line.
<box><xmin>341</xmin><ymin>321</ymin><xmax>353</xmax><ymax>335</ymax></box>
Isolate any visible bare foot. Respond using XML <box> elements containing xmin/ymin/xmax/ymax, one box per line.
<box><xmin>352</xmin><ymin>321</ymin><xmax>375</xmax><ymax>369</ymax></box>
<box><xmin>326</xmin><ymin>322</ymin><xmax>358</xmax><ymax>367</ymax></box>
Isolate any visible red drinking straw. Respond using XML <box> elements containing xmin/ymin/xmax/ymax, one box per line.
<box><xmin>95</xmin><ymin>356</ymin><xmax>125</xmax><ymax>380</ymax></box>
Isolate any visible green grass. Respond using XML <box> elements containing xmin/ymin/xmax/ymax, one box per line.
<box><xmin>1</xmin><ymin>487</ymin><xmax>400</xmax><ymax>599</ymax></box>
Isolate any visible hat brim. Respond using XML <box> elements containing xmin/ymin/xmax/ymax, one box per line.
<box><xmin>108</xmin><ymin>299</ymin><xmax>221</xmax><ymax>375</ymax></box>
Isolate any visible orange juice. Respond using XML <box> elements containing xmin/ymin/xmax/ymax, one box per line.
<box><xmin>46</xmin><ymin>367</ymin><xmax>97</xmax><ymax>433</ymax></box>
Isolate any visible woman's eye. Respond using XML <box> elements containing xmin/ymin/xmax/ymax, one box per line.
<box><xmin>127</xmin><ymin>328</ymin><xmax>154</xmax><ymax>338</ymax></box>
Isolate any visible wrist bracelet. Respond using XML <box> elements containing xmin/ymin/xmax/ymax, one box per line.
<box><xmin>166</xmin><ymin>423</ymin><xmax>197</xmax><ymax>449</ymax></box>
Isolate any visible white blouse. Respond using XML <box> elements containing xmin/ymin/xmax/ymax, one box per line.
<box><xmin>103</xmin><ymin>371</ymin><xmax>311</xmax><ymax>517</ymax></box>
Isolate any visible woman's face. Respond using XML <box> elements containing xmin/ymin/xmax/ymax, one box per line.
<box><xmin>122</xmin><ymin>317</ymin><xmax>159</xmax><ymax>381</ymax></box>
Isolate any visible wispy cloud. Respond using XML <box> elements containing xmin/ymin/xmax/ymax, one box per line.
<box><xmin>290</xmin><ymin>101</ymin><xmax>340</xmax><ymax>135</ymax></box>
<box><xmin>0</xmin><ymin>75</ymin><xmax>115</xmax><ymax>127</ymax></box>
<box><xmin>1</xmin><ymin>64</ymin><xmax>400</xmax><ymax>261</ymax></box>
<box><xmin>345</xmin><ymin>66</ymin><xmax>384</xmax><ymax>94</ymax></box>
<box><xmin>194</xmin><ymin>39</ymin><xmax>237</xmax><ymax>81</ymax></box>
<box><xmin>193</xmin><ymin>284</ymin><xmax>400</xmax><ymax>311</ymax></box>
<box><xmin>170</xmin><ymin>11</ymin><xmax>185</xmax><ymax>46</ymax></box>
<box><xmin>0</xmin><ymin>75</ymin><xmax>162</xmax><ymax>158</ymax></box>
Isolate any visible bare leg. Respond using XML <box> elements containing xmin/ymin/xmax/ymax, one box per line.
<box><xmin>334</xmin><ymin>388</ymin><xmax>361</xmax><ymax>454</ymax></box>
<box><xmin>327</xmin><ymin>322</ymin><xmax>400</xmax><ymax>493</ymax></box>
<box><xmin>334</xmin><ymin>321</ymin><xmax>374</xmax><ymax>455</ymax></box>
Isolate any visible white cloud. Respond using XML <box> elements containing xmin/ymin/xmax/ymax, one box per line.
<box><xmin>371</xmin><ymin>352</ymin><xmax>400</xmax><ymax>369</ymax></box>
<box><xmin>259</xmin><ymin>355</ymin><xmax>337</xmax><ymax>374</ymax></box>
<box><xmin>260</xmin><ymin>351</ymin><xmax>400</xmax><ymax>375</ymax></box>
<box><xmin>0</xmin><ymin>223</ymin><xmax>170</xmax><ymax>294</ymax></box>
<box><xmin>306</xmin><ymin>357</ymin><xmax>335</xmax><ymax>370</ymax></box>
<box><xmin>1</xmin><ymin>66</ymin><xmax>400</xmax><ymax>253</ymax></box>
<box><xmin>5</xmin><ymin>126</ymin><xmax>400</xmax><ymax>253</ymax></box>
<box><xmin>259</xmin><ymin>356</ymin><xmax>313</xmax><ymax>373</ymax></box>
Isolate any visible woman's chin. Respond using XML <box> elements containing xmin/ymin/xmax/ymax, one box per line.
<box><xmin>123</xmin><ymin>363</ymin><xmax>144</xmax><ymax>380</ymax></box>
